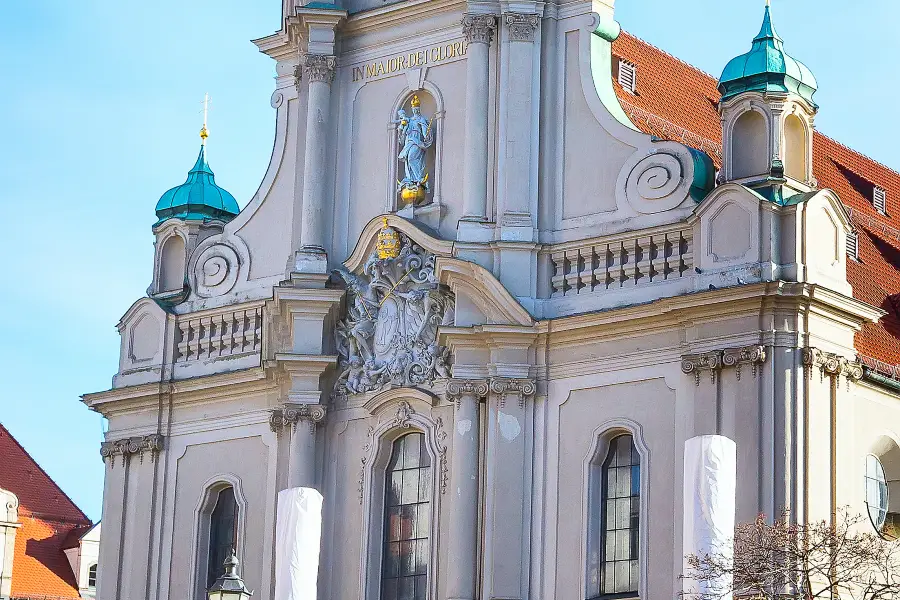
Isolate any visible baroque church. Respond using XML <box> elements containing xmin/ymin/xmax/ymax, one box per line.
<box><xmin>83</xmin><ymin>0</ymin><xmax>900</xmax><ymax>598</ymax></box>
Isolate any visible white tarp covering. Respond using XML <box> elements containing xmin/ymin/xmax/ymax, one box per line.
<box><xmin>682</xmin><ymin>435</ymin><xmax>736</xmax><ymax>600</ymax></box>
<box><xmin>275</xmin><ymin>487</ymin><xmax>323</xmax><ymax>600</ymax></box>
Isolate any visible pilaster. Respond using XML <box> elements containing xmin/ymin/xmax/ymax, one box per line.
<box><xmin>270</xmin><ymin>404</ymin><xmax>327</xmax><ymax>488</ymax></box>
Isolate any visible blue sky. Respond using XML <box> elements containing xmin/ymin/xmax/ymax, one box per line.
<box><xmin>0</xmin><ymin>0</ymin><xmax>897</xmax><ymax>521</ymax></box>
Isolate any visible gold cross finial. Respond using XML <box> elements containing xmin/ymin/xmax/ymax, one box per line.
<box><xmin>200</xmin><ymin>92</ymin><xmax>210</xmax><ymax>144</ymax></box>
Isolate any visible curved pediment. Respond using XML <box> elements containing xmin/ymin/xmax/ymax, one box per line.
<box><xmin>435</xmin><ymin>258</ymin><xmax>533</xmax><ymax>327</ymax></box>
<box><xmin>343</xmin><ymin>214</ymin><xmax>454</xmax><ymax>274</ymax></box>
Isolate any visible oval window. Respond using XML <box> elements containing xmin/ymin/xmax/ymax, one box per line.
<box><xmin>865</xmin><ymin>454</ymin><xmax>889</xmax><ymax>533</ymax></box>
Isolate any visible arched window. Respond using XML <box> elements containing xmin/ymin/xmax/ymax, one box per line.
<box><xmin>731</xmin><ymin>110</ymin><xmax>769</xmax><ymax>180</ymax></box>
<box><xmin>87</xmin><ymin>563</ymin><xmax>98</xmax><ymax>588</ymax></box>
<box><xmin>783</xmin><ymin>114</ymin><xmax>808</xmax><ymax>182</ymax></box>
<box><xmin>158</xmin><ymin>234</ymin><xmax>185</xmax><ymax>292</ymax></box>
<box><xmin>207</xmin><ymin>486</ymin><xmax>238</xmax><ymax>588</ymax></box>
<box><xmin>867</xmin><ymin>437</ymin><xmax>900</xmax><ymax>540</ymax></box>
<box><xmin>587</xmin><ymin>434</ymin><xmax>641</xmax><ymax>599</ymax></box>
<box><xmin>381</xmin><ymin>433</ymin><xmax>431</xmax><ymax>600</ymax></box>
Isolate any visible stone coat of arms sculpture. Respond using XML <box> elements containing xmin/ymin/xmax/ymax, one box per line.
<box><xmin>334</xmin><ymin>220</ymin><xmax>454</xmax><ymax>395</ymax></box>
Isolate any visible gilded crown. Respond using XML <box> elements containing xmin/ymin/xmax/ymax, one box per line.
<box><xmin>410</xmin><ymin>95</ymin><xmax>421</xmax><ymax>108</ymax></box>
<box><xmin>377</xmin><ymin>217</ymin><xmax>401</xmax><ymax>260</ymax></box>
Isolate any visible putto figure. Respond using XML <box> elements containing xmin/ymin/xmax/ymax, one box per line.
<box><xmin>397</xmin><ymin>95</ymin><xmax>435</xmax><ymax>206</ymax></box>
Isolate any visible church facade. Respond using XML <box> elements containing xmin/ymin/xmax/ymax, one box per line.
<box><xmin>82</xmin><ymin>0</ymin><xmax>900</xmax><ymax>599</ymax></box>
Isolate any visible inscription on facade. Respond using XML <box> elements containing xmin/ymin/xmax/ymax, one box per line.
<box><xmin>351</xmin><ymin>42</ymin><xmax>468</xmax><ymax>82</ymax></box>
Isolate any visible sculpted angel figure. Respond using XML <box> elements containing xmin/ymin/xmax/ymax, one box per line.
<box><xmin>397</xmin><ymin>95</ymin><xmax>434</xmax><ymax>192</ymax></box>
<box><xmin>333</xmin><ymin>267</ymin><xmax>379</xmax><ymax>359</ymax></box>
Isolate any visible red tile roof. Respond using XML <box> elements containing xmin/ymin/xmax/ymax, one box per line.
<box><xmin>611</xmin><ymin>32</ymin><xmax>900</xmax><ymax>371</ymax></box>
<box><xmin>0</xmin><ymin>424</ymin><xmax>92</xmax><ymax>599</ymax></box>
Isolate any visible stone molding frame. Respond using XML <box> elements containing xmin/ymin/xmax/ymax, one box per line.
<box><xmin>190</xmin><ymin>474</ymin><xmax>249</xmax><ymax>600</ymax></box>
<box><xmin>461</xmin><ymin>13</ymin><xmax>497</xmax><ymax>45</ymax></box>
<box><xmin>100</xmin><ymin>434</ymin><xmax>165</xmax><ymax>467</ymax></box>
<box><xmin>358</xmin><ymin>399</ymin><xmax>447</xmax><ymax>600</ymax></box>
<box><xmin>504</xmin><ymin>13</ymin><xmax>539</xmax><ymax>42</ymax></box>
<box><xmin>802</xmin><ymin>348</ymin><xmax>863</xmax><ymax>387</ymax></box>
<box><xmin>269</xmin><ymin>404</ymin><xmax>327</xmax><ymax>435</ymax></box>
<box><xmin>681</xmin><ymin>345</ymin><xmax>767</xmax><ymax>385</ymax></box>
<box><xmin>581</xmin><ymin>419</ymin><xmax>650</xmax><ymax>600</ymax></box>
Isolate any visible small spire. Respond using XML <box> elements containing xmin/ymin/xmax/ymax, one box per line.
<box><xmin>200</xmin><ymin>92</ymin><xmax>210</xmax><ymax>145</ymax></box>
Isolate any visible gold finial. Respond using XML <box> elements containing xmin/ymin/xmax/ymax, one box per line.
<box><xmin>410</xmin><ymin>94</ymin><xmax>420</xmax><ymax>108</ymax></box>
<box><xmin>200</xmin><ymin>92</ymin><xmax>210</xmax><ymax>144</ymax></box>
<box><xmin>376</xmin><ymin>217</ymin><xmax>401</xmax><ymax>260</ymax></box>
<box><xmin>766</xmin><ymin>0</ymin><xmax>770</xmax><ymax>6</ymax></box>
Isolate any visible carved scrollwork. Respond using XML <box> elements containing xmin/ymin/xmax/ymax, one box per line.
<box><xmin>462</xmin><ymin>13</ymin><xmax>497</xmax><ymax>44</ymax></box>
<box><xmin>193</xmin><ymin>243</ymin><xmax>240</xmax><ymax>298</ymax></box>
<box><xmin>682</xmin><ymin>346</ymin><xmax>766</xmax><ymax>385</ymax></box>
<box><xmin>100</xmin><ymin>434</ymin><xmax>164</xmax><ymax>467</ymax></box>
<box><xmin>489</xmin><ymin>377</ymin><xmax>536</xmax><ymax>408</ymax></box>
<box><xmin>618</xmin><ymin>143</ymin><xmax>698</xmax><ymax>215</ymax></box>
<box><xmin>504</xmin><ymin>13</ymin><xmax>539</xmax><ymax>42</ymax></box>
<box><xmin>271</xmin><ymin>90</ymin><xmax>284</xmax><ymax>108</ymax></box>
<box><xmin>446</xmin><ymin>378</ymin><xmax>489</xmax><ymax>401</ymax></box>
<box><xmin>803</xmin><ymin>348</ymin><xmax>863</xmax><ymax>388</ymax></box>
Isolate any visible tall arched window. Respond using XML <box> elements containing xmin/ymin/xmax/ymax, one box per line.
<box><xmin>731</xmin><ymin>110</ymin><xmax>769</xmax><ymax>180</ymax></box>
<box><xmin>783</xmin><ymin>114</ymin><xmax>808</xmax><ymax>182</ymax></box>
<box><xmin>587</xmin><ymin>434</ymin><xmax>641</xmax><ymax>599</ymax></box>
<box><xmin>207</xmin><ymin>486</ymin><xmax>238</xmax><ymax>588</ymax></box>
<box><xmin>381</xmin><ymin>433</ymin><xmax>431</xmax><ymax>600</ymax></box>
<box><xmin>158</xmin><ymin>234</ymin><xmax>185</xmax><ymax>292</ymax></box>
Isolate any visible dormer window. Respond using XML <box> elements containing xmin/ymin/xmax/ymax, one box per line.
<box><xmin>874</xmin><ymin>187</ymin><xmax>887</xmax><ymax>215</ymax></box>
<box><xmin>618</xmin><ymin>59</ymin><xmax>637</xmax><ymax>95</ymax></box>
<box><xmin>847</xmin><ymin>230</ymin><xmax>859</xmax><ymax>261</ymax></box>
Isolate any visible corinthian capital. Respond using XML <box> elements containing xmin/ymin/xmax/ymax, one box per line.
<box><xmin>299</xmin><ymin>53</ymin><xmax>336</xmax><ymax>84</ymax></box>
<box><xmin>489</xmin><ymin>377</ymin><xmax>536</xmax><ymax>407</ymax></box>
<box><xmin>100</xmin><ymin>434</ymin><xmax>164</xmax><ymax>466</ymax></box>
<box><xmin>270</xmin><ymin>404</ymin><xmax>327</xmax><ymax>433</ymax></box>
<box><xmin>462</xmin><ymin>14</ymin><xmax>497</xmax><ymax>45</ymax></box>
<box><xmin>504</xmin><ymin>13</ymin><xmax>539</xmax><ymax>42</ymax></box>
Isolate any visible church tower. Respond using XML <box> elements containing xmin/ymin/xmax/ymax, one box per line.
<box><xmin>718</xmin><ymin>3</ymin><xmax>819</xmax><ymax>202</ymax></box>
<box><xmin>149</xmin><ymin>104</ymin><xmax>240</xmax><ymax>303</ymax></box>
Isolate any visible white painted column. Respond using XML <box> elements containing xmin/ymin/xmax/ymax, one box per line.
<box><xmin>296</xmin><ymin>54</ymin><xmax>336</xmax><ymax>273</ymax></box>
<box><xmin>272</xmin><ymin>405</ymin><xmax>326</xmax><ymax>489</ymax></box>
<box><xmin>446</xmin><ymin>380</ymin><xmax>488</xmax><ymax>600</ymax></box>
<box><xmin>460</xmin><ymin>14</ymin><xmax>496</xmax><ymax>225</ymax></box>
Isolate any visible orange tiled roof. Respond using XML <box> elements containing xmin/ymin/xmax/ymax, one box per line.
<box><xmin>0</xmin><ymin>424</ymin><xmax>92</xmax><ymax>599</ymax></box>
<box><xmin>611</xmin><ymin>32</ymin><xmax>900</xmax><ymax>370</ymax></box>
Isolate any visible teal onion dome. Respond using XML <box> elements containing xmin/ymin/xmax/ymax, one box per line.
<box><xmin>154</xmin><ymin>145</ymin><xmax>240</xmax><ymax>226</ymax></box>
<box><xmin>718</xmin><ymin>5</ymin><xmax>818</xmax><ymax>107</ymax></box>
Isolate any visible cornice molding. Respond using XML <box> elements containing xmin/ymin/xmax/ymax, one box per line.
<box><xmin>100</xmin><ymin>434</ymin><xmax>164</xmax><ymax>466</ymax></box>
<box><xmin>681</xmin><ymin>345</ymin><xmax>766</xmax><ymax>385</ymax></box>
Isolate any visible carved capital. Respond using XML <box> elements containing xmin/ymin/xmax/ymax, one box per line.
<box><xmin>100</xmin><ymin>434</ymin><xmax>164</xmax><ymax>466</ymax></box>
<box><xmin>682</xmin><ymin>345</ymin><xmax>767</xmax><ymax>385</ymax></box>
<box><xmin>270</xmin><ymin>404</ymin><xmax>327</xmax><ymax>434</ymax></box>
<box><xmin>298</xmin><ymin>53</ymin><xmax>336</xmax><ymax>84</ymax></box>
<box><xmin>446</xmin><ymin>378</ymin><xmax>489</xmax><ymax>401</ymax></box>
<box><xmin>489</xmin><ymin>377</ymin><xmax>536</xmax><ymax>407</ymax></box>
<box><xmin>504</xmin><ymin>13</ymin><xmax>539</xmax><ymax>42</ymax></box>
<box><xmin>803</xmin><ymin>348</ymin><xmax>863</xmax><ymax>385</ymax></box>
<box><xmin>462</xmin><ymin>14</ymin><xmax>497</xmax><ymax>45</ymax></box>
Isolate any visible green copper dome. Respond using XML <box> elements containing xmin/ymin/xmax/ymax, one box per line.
<box><xmin>154</xmin><ymin>145</ymin><xmax>240</xmax><ymax>226</ymax></box>
<box><xmin>718</xmin><ymin>5</ymin><xmax>818</xmax><ymax>107</ymax></box>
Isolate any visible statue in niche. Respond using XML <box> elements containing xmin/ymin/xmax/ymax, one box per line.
<box><xmin>396</xmin><ymin>94</ymin><xmax>435</xmax><ymax>207</ymax></box>
<box><xmin>333</xmin><ymin>220</ymin><xmax>454</xmax><ymax>396</ymax></box>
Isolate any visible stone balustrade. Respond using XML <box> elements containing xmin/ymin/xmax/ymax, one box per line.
<box><xmin>549</xmin><ymin>226</ymin><xmax>694</xmax><ymax>297</ymax></box>
<box><xmin>175</xmin><ymin>303</ymin><xmax>264</xmax><ymax>364</ymax></box>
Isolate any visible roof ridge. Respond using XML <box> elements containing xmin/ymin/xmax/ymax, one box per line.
<box><xmin>620</xmin><ymin>30</ymin><xmax>720</xmax><ymax>85</ymax></box>
<box><xmin>0</xmin><ymin>423</ymin><xmax>91</xmax><ymax>524</ymax></box>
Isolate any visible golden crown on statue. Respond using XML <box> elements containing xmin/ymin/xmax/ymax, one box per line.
<box><xmin>410</xmin><ymin>94</ymin><xmax>421</xmax><ymax>108</ymax></box>
<box><xmin>377</xmin><ymin>217</ymin><xmax>401</xmax><ymax>260</ymax></box>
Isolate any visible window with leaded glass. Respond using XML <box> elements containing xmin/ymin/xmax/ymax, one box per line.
<box><xmin>381</xmin><ymin>433</ymin><xmax>431</xmax><ymax>600</ymax></box>
<box><xmin>207</xmin><ymin>486</ymin><xmax>238</xmax><ymax>588</ymax></box>
<box><xmin>866</xmin><ymin>454</ymin><xmax>889</xmax><ymax>534</ymax></box>
<box><xmin>588</xmin><ymin>434</ymin><xmax>640</xmax><ymax>600</ymax></box>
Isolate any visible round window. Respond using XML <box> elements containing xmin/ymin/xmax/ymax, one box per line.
<box><xmin>865</xmin><ymin>454</ymin><xmax>889</xmax><ymax>533</ymax></box>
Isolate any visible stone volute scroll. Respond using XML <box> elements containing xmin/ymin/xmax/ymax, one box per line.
<box><xmin>462</xmin><ymin>14</ymin><xmax>497</xmax><ymax>45</ymax></box>
<box><xmin>446</xmin><ymin>379</ymin><xmax>490</xmax><ymax>402</ymax></box>
<box><xmin>100</xmin><ymin>434</ymin><xmax>165</xmax><ymax>467</ymax></box>
<box><xmin>681</xmin><ymin>345</ymin><xmax>766</xmax><ymax>385</ymax></box>
<box><xmin>489</xmin><ymin>377</ymin><xmax>537</xmax><ymax>407</ymax></box>
<box><xmin>333</xmin><ymin>219</ymin><xmax>455</xmax><ymax>397</ymax></box>
<box><xmin>269</xmin><ymin>404</ymin><xmax>327</xmax><ymax>434</ymax></box>
<box><xmin>802</xmin><ymin>348</ymin><xmax>863</xmax><ymax>389</ymax></box>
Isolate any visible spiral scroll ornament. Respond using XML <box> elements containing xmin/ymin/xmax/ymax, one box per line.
<box><xmin>193</xmin><ymin>243</ymin><xmax>240</xmax><ymax>298</ymax></box>
<box><xmin>619</xmin><ymin>144</ymin><xmax>695</xmax><ymax>215</ymax></box>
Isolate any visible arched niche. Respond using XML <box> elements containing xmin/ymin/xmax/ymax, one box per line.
<box><xmin>158</xmin><ymin>233</ymin><xmax>186</xmax><ymax>293</ymax></box>
<box><xmin>730</xmin><ymin>109</ymin><xmax>770</xmax><ymax>180</ymax></box>
<box><xmin>783</xmin><ymin>113</ymin><xmax>809</xmax><ymax>182</ymax></box>
<box><xmin>387</xmin><ymin>85</ymin><xmax>445</xmax><ymax>214</ymax></box>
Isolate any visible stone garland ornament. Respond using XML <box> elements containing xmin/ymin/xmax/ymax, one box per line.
<box><xmin>100</xmin><ymin>434</ymin><xmax>165</xmax><ymax>467</ymax></box>
<box><xmin>193</xmin><ymin>243</ymin><xmax>240</xmax><ymax>298</ymax></box>
<box><xmin>334</xmin><ymin>220</ymin><xmax>454</xmax><ymax>396</ymax></box>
